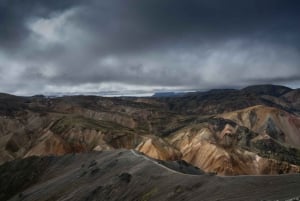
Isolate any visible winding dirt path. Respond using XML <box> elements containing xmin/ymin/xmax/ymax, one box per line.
<box><xmin>130</xmin><ymin>149</ymin><xmax>201</xmax><ymax>176</ymax></box>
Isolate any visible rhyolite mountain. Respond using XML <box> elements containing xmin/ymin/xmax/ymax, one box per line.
<box><xmin>0</xmin><ymin>84</ymin><xmax>300</xmax><ymax>200</ymax></box>
<box><xmin>0</xmin><ymin>84</ymin><xmax>300</xmax><ymax>174</ymax></box>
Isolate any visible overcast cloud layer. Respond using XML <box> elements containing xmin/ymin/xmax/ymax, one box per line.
<box><xmin>0</xmin><ymin>0</ymin><xmax>300</xmax><ymax>95</ymax></box>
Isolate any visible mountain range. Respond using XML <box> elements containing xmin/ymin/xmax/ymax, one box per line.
<box><xmin>0</xmin><ymin>84</ymin><xmax>300</xmax><ymax>200</ymax></box>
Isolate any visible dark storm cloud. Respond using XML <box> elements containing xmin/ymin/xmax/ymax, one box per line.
<box><xmin>0</xmin><ymin>0</ymin><xmax>82</xmax><ymax>49</ymax></box>
<box><xmin>72</xmin><ymin>0</ymin><xmax>300</xmax><ymax>51</ymax></box>
<box><xmin>0</xmin><ymin>0</ymin><xmax>300</xmax><ymax>95</ymax></box>
<box><xmin>2</xmin><ymin>0</ymin><xmax>300</xmax><ymax>52</ymax></box>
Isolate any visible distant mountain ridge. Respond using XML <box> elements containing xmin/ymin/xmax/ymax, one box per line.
<box><xmin>152</xmin><ymin>92</ymin><xmax>186</xmax><ymax>97</ymax></box>
<box><xmin>241</xmin><ymin>84</ymin><xmax>292</xmax><ymax>96</ymax></box>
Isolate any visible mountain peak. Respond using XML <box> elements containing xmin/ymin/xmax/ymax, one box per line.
<box><xmin>241</xmin><ymin>84</ymin><xmax>292</xmax><ymax>96</ymax></box>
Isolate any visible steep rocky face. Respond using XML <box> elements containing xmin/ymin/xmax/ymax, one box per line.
<box><xmin>24</xmin><ymin>131</ymin><xmax>72</xmax><ymax>157</ymax></box>
<box><xmin>282</xmin><ymin>89</ymin><xmax>300</xmax><ymax>113</ymax></box>
<box><xmin>166</xmin><ymin>118</ymin><xmax>300</xmax><ymax>175</ymax></box>
<box><xmin>135</xmin><ymin>136</ymin><xmax>182</xmax><ymax>160</ymax></box>
<box><xmin>219</xmin><ymin>105</ymin><xmax>300</xmax><ymax>147</ymax></box>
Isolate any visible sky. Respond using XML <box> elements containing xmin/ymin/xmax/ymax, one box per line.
<box><xmin>0</xmin><ymin>0</ymin><xmax>300</xmax><ymax>96</ymax></box>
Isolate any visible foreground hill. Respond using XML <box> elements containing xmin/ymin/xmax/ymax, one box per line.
<box><xmin>1</xmin><ymin>150</ymin><xmax>300</xmax><ymax>201</ymax></box>
<box><xmin>0</xmin><ymin>84</ymin><xmax>299</xmax><ymax>176</ymax></box>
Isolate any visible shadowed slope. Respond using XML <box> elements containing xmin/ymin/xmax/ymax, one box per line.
<box><xmin>1</xmin><ymin>150</ymin><xmax>300</xmax><ymax>201</ymax></box>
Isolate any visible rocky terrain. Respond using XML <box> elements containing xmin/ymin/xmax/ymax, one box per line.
<box><xmin>0</xmin><ymin>84</ymin><xmax>300</xmax><ymax>200</ymax></box>
<box><xmin>1</xmin><ymin>150</ymin><xmax>300</xmax><ymax>201</ymax></box>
